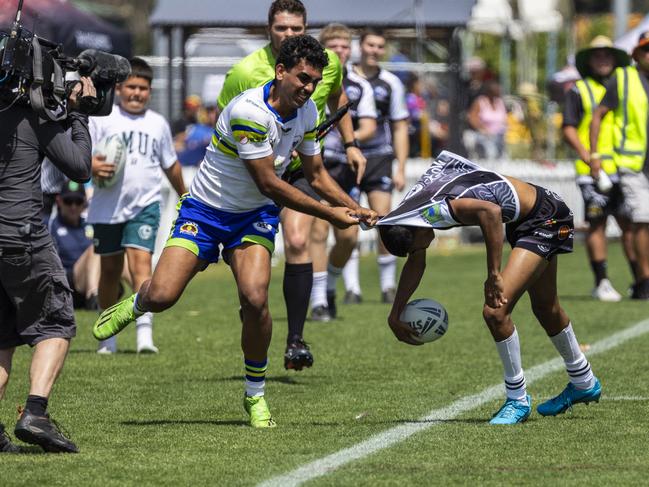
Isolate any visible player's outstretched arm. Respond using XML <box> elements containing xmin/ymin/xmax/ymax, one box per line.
<box><xmin>388</xmin><ymin>249</ymin><xmax>426</xmax><ymax>345</ymax></box>
<box><xmin>243</xmin><ymin>155</ymin><xmax>359</xmax><ymax>229</ymax></box>
<box><xmin>449</xmin><ymin>198</ymin><xmax>507</xmax><ymax>308</ymax></box>
<box><xmin>299</xmin><ymin>151</ymin><xmax>378</xmax><ymax>227</ymax></box>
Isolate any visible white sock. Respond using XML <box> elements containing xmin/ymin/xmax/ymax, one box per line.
<box><xmin>136</xmin><ymin>312</ymin><xmax>154</xmax><ymax>346</ymax></box>
<box><xmin>98</xmin><ymin>336</ymin><xmax>117</xmax><ymax>352</ymax></box>
<box><xmin>550</xmin><ymin>323</ymin><xmax>595</xmax><ymax>390</ymax></box>
<box><xmin>310</xmin><ymin>271</ymin><xmax>328</xmax><ymax>308</ymax></box>
<box><xmin>343</xmin><ymin>248</ymin><xmax>361</xmax><ymax>294</ymax></box>
<box><xmin>327</xmin><ymin>263</ymin><xmax>343</xmax><ymax>293</ymax></box>
<box><xmin>495</xmin><ymin>328</ymin><xmax>528</xmax><ymax>403</ymax></box>
<box><xmin>245</xmin><ymin>359</ymin><xmax>267</xmax><ymax>397</ymax></box>
<box><xmin>377</xmin><ymin>254</ymin><xmax>397</xmax><ymax>292</ymax></box>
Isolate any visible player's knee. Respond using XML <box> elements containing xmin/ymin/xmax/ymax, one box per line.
<box><xmin>482</xmin><ymin>305</ymin><xmax>508</xmax><ymax>330</ymax></box>
<box><xmin>240</xmin><ymin>288</ymin><xmax>268</xmax><ymax>316</ymax></box>
<box><xmin>145</xmin><ymin>283</ymin><xmax>179</xmax><ymax>312</ymax></box>
<box><xmin>285</xmin><ymin>232</ymin><xmax>309</xmax><ymax>254</ymax></box>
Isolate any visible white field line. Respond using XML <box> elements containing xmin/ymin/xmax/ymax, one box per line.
<box><xmin>259</xmin><ymin>318</ymin><xmax>649</xmax><ymax>487</ymax></box>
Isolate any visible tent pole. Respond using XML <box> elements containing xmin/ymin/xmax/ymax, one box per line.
<box><xmin>448</xmin><ymin>27</ymin><xmax>465</xmax><ymax>156</ymax></box>
<box><xmin>181</xmin><ymin>27</ymin><xmax>189</xmax><ymax>108</ymax></box>
<box><xmin>166</xmin><ymin>26</ymin><xmax>173</xmax><ymax>122</ymax></box>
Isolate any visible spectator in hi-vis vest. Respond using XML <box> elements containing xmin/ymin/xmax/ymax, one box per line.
<box><xmin>563</xmin><ymin>36</ymin><xmax>635</xmax><ymax>302</ymax></box>
<box><xmin>590</xmin><ymin>31</ymin><xmax>649</xmax><ymax>300</ymax></box>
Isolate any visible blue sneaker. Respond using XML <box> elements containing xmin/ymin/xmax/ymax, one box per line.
<box><xmin>537</xmin><ymin>379</ymin><xmax>601</xmax><ymax>416</ymax></box>
<box><xmin>489</xmin><ymin>395</ymin><xmax>532</xmax><ymax>424</ymax></box>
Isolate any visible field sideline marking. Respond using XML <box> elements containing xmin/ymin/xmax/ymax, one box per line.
<box><xmin>258</xmin><ymin>318</ymin><xmax>649</xmax><ymax>487</ymax></box>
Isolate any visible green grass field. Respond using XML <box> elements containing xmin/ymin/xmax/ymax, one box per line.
<box><xmin>2</xmin><ymin>242</ymin><xmax>648</xmax><ymax>486</ymax></box>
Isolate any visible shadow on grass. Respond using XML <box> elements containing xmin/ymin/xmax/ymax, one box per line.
<box><xmin>120</xmin><ymin>419</ymin><xmax>247</xmax><ymax>427</ymax></box>
<box><xmin>209</xmin><ymin>375</ymin><xmax>317</xmax><ymax>385</ymax></box>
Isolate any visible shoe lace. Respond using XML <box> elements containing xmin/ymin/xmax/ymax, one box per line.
<box><xmin>495</xmin><ymin>399</ymin><xmax>526</xmax><ymax>419</ymax></box>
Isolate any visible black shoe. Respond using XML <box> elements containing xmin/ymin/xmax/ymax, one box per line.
<box><xmin>631</xmin><ymin>279</ymin><xmax>649</xmax><ymax>300</ymax></box>
<box><xmin>284</xmin><ymin>338</ymin><xmax>314</xmax><ymax>371</ymax></box>
<box><xmin>310</xmin><ymin>305</ymin><xmax>331</xmax><ymax>322</ymax></box>
<box><xmin>0</xmin><ymin>423</ymin><xmax>20</xmax><ymax>453</ymax></box>
<box><xmin>14</xmin><ymin>410</ymin><xmax>78</xmax><ymax>453</ymax></box>
<box><xmin>326</xmin><ymin>291</ymin><xmax>337</xmax><ymax>319</ymax></box>
<box><xmin>381</xmin><ymin>288</ymin><xmax>396</xmax><ymax>304</ymax></box>
<box><xmin>343</xmin><ymin>290</ymin><xmax>363</xmax><ymax>304</ymax></box>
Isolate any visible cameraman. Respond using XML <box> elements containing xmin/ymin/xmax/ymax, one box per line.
<box><xmin>0</xmin><ymin>76</ymin><xmax>95</xmax><ymax>453</ymax></box>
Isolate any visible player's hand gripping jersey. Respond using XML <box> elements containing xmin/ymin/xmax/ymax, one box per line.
<box><xmin>190</xmin><ymin>82</ymin><xmax>320</xmax><ymax>212</ymax></box>
<box><xmin>378</xmin><ymin>151</ymin><xmax>521</xmax><ymax>228</ymax></box>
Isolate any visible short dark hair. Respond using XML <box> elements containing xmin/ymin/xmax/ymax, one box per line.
<box><xmin>360</xmin><ymin>27</ymin><xmax>385</xmax><ymax>44</ymax></box>
<box><xmin>276</xmin><ymin>35</ymin><xmax>328</xmax><ymax>72</ymax></box>
<box><xmin>268</xmin><ymin>0</ymin><xmax>307</xmax><ymax>27</ymax></box>
<box><xmin>378</xmin><ymin>225</ymin><xmax>417</xmax><ymax>257</ymax></box>
<box><xmin>128</xmin><ymin>57</ymin><xmax>153</xmax><ymax>83</ymax></box>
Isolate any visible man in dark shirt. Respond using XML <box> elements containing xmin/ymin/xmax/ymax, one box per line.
<box><xmin>0</xmin><ymin>77</ymin><xmax>95</xmax><ymax>453</ymax></box>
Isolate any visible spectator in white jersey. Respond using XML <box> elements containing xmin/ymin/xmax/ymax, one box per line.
<box><xmin>309</xmin><ymin>23</ymin><xmax>377</xmax><ymax>321</ymax></box>
<box><xmin>343</xmin><ymin>28</ymin><xmax>410</xmax><ymax>305</ymax></box>
<box><xmin>378</xmin><ymin>151</ymin><xmax>601</xmax><ymax>424</ymax></box>
<box><xmin>88</xmin><ymin>57</ymin><xmax>186</xmax><ymax>354</ymax></box>
<box><xmin>92</xmin><ymin>36</ymin><xmax>377</xmax><ymax>428</ymax></box>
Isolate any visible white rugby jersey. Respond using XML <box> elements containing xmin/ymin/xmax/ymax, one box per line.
<box><xmin>354</xmin><ymin>67</ymin><xmax>409</xmax><ymax>158</ymax></box>
<box><xmin>378</xmin><ymin>151</ymin><xmax>520</xmax><ymax>228</ymax></box>
<box><xmin>87</xmin><ymin>106</ymin><xmax>177</xmax><ymax>224</ymax></box>
<box><xmin>324</xmin><ymin>66</ymin><xmax>377</xmax><ymax>164</ymax></box>
<box><xmin>191</xmin><ymin>81</ymin><xmax>320</xmax><ymax>212</ymax></box>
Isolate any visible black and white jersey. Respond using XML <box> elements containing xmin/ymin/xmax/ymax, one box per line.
<box><xmin>355</xmin><ymin>67</ymin><xmax>409</xmax><ymax>158</ymax></box>
<box><xmin>378</xmin><ymin>151</ymin><xmax>521</xmax><ymax>229</ymax></box>
<box><xmin>323</xmin><ymin>67</ymin><xmax>377</xmax><ymax>164</ymax></box>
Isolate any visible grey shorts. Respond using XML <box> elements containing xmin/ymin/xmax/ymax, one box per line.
<box><xmin>619</xmin><ymin>169</ymin><xmax>649</xmax><ymax>223</ymax></box>
<box><xmin>0</xmin><ymin>243</ymin><xmax>76</xmax><ymax>348</ymax></box>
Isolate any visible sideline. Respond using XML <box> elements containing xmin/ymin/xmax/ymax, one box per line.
<box><xmin>258</xmin><ymin>318</ymin><xmax>649</xmax><ymax>487</ymax></box>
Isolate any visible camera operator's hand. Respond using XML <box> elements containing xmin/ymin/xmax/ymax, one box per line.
<box><xmin>68</xmin><ymin>76</ymin><xmax>97</xmax><ymax>111</ymax></box>
<box><xmin>92</xmin><ymin>154</ymin><xmax>115</xmax><ymax>181</ymax></box>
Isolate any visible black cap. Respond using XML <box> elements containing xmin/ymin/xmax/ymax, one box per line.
<box><xmin>60</xmin><ymin>180</ymin><xmax>86</xmax><ymax>200</ymax></box>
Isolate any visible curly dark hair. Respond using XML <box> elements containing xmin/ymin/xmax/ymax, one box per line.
<box><xmin>378</xmin><ymin>225</ymin><xmax>417</xmax><ymax>257</ymax></box>
<box><xmin>268</xmin><ymin>0</ymin><xmax>306</xmax><ymax>27</ymax></box>
<box><xmin>276</xmin><ymin>35</ymin><xmax>329</xmax><ymax>72</ymax></box>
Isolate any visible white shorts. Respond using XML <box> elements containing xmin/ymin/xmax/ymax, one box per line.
<box><xmin>619</xmin><ymin>168</ymin><xmax>649</xmax><ymax>223</ymax></box>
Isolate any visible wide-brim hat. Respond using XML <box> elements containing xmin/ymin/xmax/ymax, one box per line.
<box><xmin>576</xmin><ymin>35</ymin><xmax>630</xmax><ymax>78</ymax></box>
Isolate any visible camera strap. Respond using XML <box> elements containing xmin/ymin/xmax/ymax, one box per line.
<box><xmin>29</xmin><ymin>37</ymin><xmax>66</xmax><ymax>121</ymax></box>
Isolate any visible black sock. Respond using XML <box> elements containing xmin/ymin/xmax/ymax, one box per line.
<box><xmin>590</xmin><ymin>260</ymin><xmax>607</xmax><ymax>285</ymax></box>
<box><xmin>629</xmin><ymin>260</ymin><xmax>640</xmax><ymax>281</ymax></box>
<box><xmin>25</xmin><ymin>395</ymin><xmax>48</xmax><ymax>417</ymax></box>
<box><xmin>283</xmin><ymin>263</ymin><xmax>313</xmax><ymax>344</ymax></box>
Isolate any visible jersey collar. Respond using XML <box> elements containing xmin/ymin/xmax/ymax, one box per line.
<box><xmin>263</xmin><ymin>80</ymin><xmax>297</xmax><ymax>123</ymax></box>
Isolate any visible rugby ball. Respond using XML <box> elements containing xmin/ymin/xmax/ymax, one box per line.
<box><xmin>400</xmin><ymin>298</ymin><xmax>449</xmax><ymax>343</ymax></box>
<box><xmin>92</xmin><ymin>134</ymin><xmax>127</xmax><ymax>189</ymax></box>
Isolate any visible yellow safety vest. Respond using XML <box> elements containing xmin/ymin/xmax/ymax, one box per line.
<box><xmin>613</xmin><ymin>66</ymin><xmax>648</xmax><ymax>172</ymax></box>
<box><xmin>575</xmin><ymin>78</ymin><xmax>617</xmax><ymax>176</ymax></box>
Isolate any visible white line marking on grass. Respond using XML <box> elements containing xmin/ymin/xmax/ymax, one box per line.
<box><xmin>259</xmin><ymin>318</ymin><xmax>649</xmax><ymax>487</ymax></box>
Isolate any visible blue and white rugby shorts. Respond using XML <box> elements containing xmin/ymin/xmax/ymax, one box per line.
<box><xmin>166</xmin><ymin>194</ymin><xmax>280</xmax><ymax>263</ymax></box>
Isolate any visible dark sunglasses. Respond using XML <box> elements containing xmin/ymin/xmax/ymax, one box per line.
<box><xmin>62</xmin><ymin>197</ymin><xmax>85</xmax><ymax>206</ymax></box>
<box><xmin>640</xmin><ymin>44</ymin><xmax>649</xmax><ymax>53</ymax></box>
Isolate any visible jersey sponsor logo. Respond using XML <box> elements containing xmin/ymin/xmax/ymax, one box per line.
<box><xmin>373</xmin><ymin>85</ymin><xmax>389</xmax><ymax>102</ymax></box>
<box><xmin>179</xmin><ymin>222</ymin><xmax>199</xmax><ymax>237</ymax></box>
<box><xmin>238</xmin><ymin>135</ymin><xmax>249</xmax><ymax>144</ymax></box>
<box><xmin>346</xmin><ymin>84</ymin><xmax>362</xmax><ymax>102</ymax></box>
<box><xmin>421</xmin><ymin>203</ymin><xmax>443</xmax><ymax>225</ymax></box>
<box><xmin>253</xmin><ymin>221</ymin><xmax>274</xmax><ymax>234</ymax></box>
<box><xmin>56</xmin><ymin>227</ymin><xmax>68</xmax><ymax>237</ymax></box>
<box><xmin>138</xmin><ymin>224</ymin><xmax>153</xmax><ymax>240</ymax></box>
<box><xmin>557</xmin><ymin>225</ymin><xmax>571</xmax><ymax>240</ymax></box>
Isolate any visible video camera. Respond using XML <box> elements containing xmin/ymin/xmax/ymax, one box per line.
<box><xmin>0</xmin><ymin>0</ymin><xmax>131</xmax><ymax>121</ymax></box>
